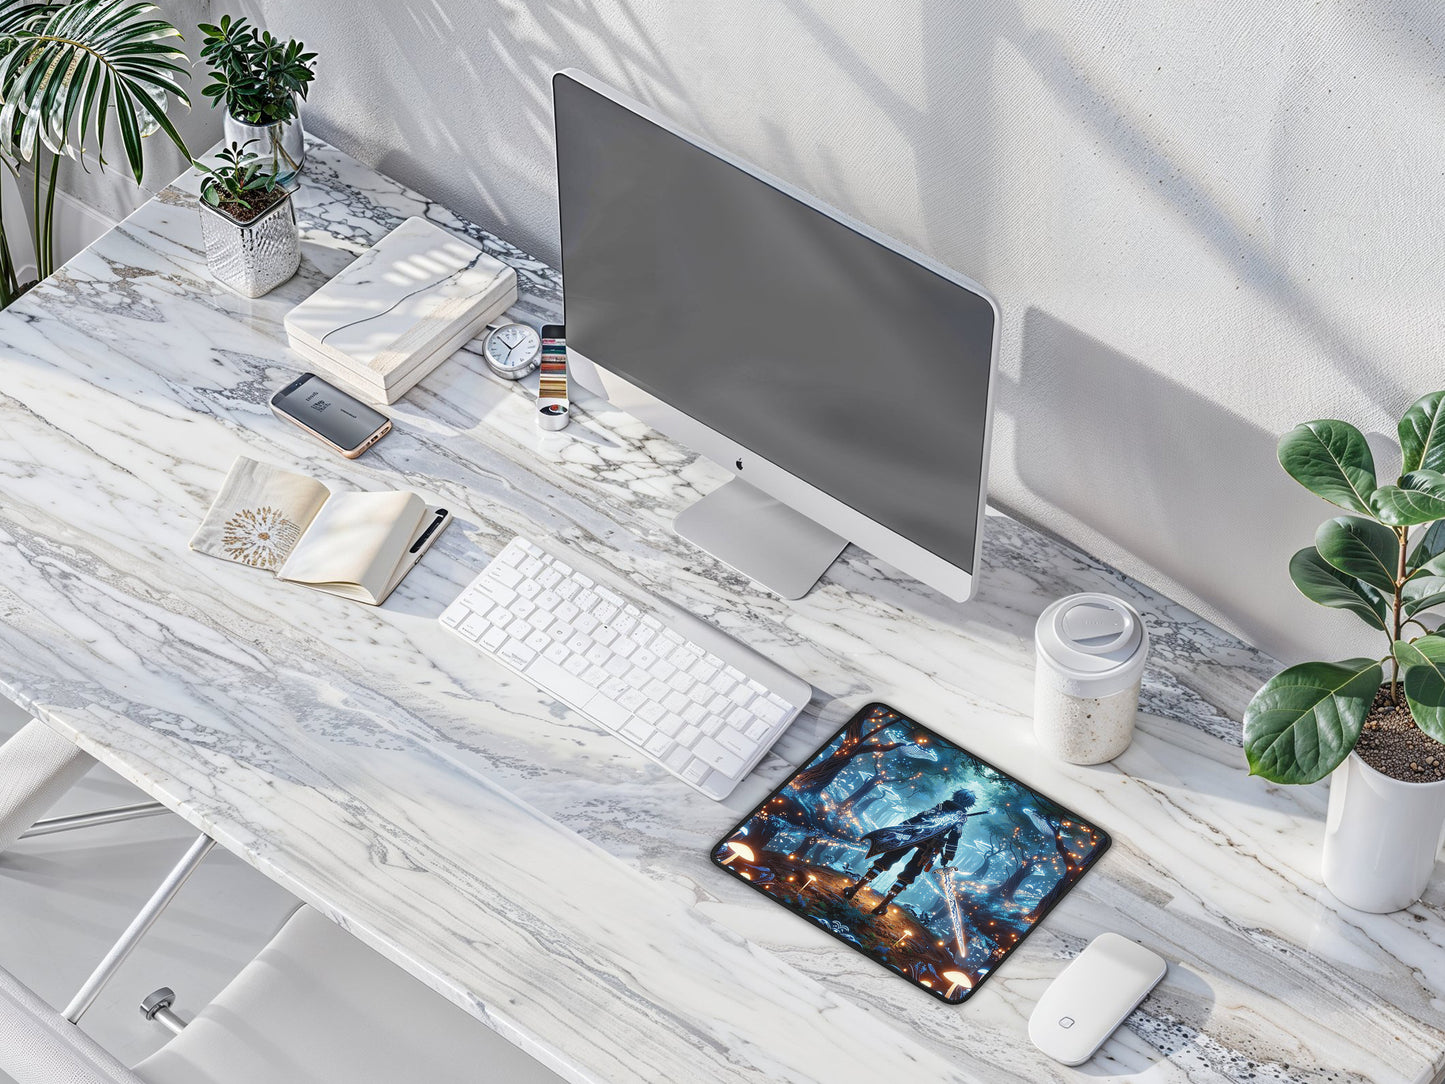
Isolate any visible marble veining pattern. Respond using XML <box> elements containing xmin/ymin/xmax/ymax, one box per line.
<box><xmin>0</xmin><ymin>136</ymin><xmax>1440</xmax><ymax>1083</ymax></box>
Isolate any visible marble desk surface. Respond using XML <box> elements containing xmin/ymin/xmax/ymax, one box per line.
<box><xmin>0</xmin><ymin>137</ymin><xmax>1441</xmax><ymax>1084</ymax></box>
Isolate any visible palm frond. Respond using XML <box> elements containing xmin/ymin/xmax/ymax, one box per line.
<box><xmin>0</xmin><ymin>0</ymin><xmax>191</xmax><ymax>183</ymax></box>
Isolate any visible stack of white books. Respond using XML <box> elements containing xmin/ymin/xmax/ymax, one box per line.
<box><xmin>284</xmin><ymin>217</ymin><xmax>518</xmax><ymax>403</ymax></box>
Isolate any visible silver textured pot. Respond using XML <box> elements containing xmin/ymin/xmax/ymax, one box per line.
<box><xmin>198</xmin><ymin>191</ymin><xmax>301</xmax><ymax>298</ymax></box>
<box><xmin>223</xmin><ymin>104</ymin><xmax>305</xmax><ymax>189</ymax></box>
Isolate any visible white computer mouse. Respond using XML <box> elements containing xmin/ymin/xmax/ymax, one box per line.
<box><xmin>1027</xmin><ymin>933</ymin><xmax>1167</xmax><ymax>1066</ymax></box>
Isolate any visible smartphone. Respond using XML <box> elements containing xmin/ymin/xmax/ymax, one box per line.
<box><xmin>270</xmin><ymin>373</ymin><xmax>392</xmax><ymax>458</ymax></box>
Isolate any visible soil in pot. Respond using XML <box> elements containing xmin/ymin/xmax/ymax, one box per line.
<box><xmin>1355</xmin><ymin>687</ymin><xmax>1445</xmax><ymax>782</ymax></box>
<box><xmin>209</xmin><ymin>186</ymin><xmax>287</xmax><ymax>223</ymax></box>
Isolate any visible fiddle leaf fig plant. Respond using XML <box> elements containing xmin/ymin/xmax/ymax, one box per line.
<box><xmin>1244</xmin><ymin>391</ymin><xmax>1445</xmax><ymax>784</ymax></box>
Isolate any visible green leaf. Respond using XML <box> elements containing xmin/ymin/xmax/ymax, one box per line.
<box><xmin>1400</xmin><ymin>391</ymin><xmax>1445</xmax><ymax>476</ymax></box>
<box><xmin>1244</xmin><ymin>659</ymin><xmax>1383</xmax><ymax>783</ymax></box>
<box><xmin>1288</xmin><ymin>547</ymin><xmax>1388</xmax><ymax>628</ymax></box>
<box><xmin>0</xmin><ymin>0</ymin><xmax>192</xmax><ymax>183</ymax></box>
<box><xmin>1369</xmin><ymin>470</ymin><xmax>1445</xmax><ymax>526</ymax></box>
<box><xmin>1315</xmin><ymin>516</ymin><xmax>1401</xmax><ymax>593</ymax></box>
<box><xmin>1409</xmin><ymin>519</ymin><xmax>1445</xmax><ymax>571</ymax></box>
<box><xmin>1404</xmin><ymin>574</ymin><xmax>1445</xmax><ymax>618</ymax></box>
<box><xmin>1393</xmin><ymin>637</ymin><xmax>1445</xmax><ymax>743</ymax></box>
<box><xmin>1278</xmin><ymin>420</ymin><xmax>1378</xmax><ymax>516</ymax></box>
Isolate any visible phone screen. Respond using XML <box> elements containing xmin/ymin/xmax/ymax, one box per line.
<box><xmin>271</xmin><ymin>374</ymin><xmax>389</xmax><ymax>452</ymax></box>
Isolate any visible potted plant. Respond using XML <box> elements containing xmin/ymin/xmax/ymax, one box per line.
<box><xmin>1244</xmin><ymin>391</ymin><xmax>1445</xmax><ymax>912</ymax></box>
<box><xmin>198</xmin><ymin>14</ymin><xmax>315</xmax><ymax>187</ymax></box>
<box><xmin>196</xmin><ymin>140</ymin><xmax>300</xmax><ymax>297</ymax></box>
<box><xmin>0</xmin><ymin>0</ymin><xmax>193</xmax><ymax>306</ymax></box>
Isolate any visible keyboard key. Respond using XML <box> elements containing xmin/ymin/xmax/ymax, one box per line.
<box><xmin>507</xmin><ymin>618</ymin><xmax>531</xmax><ymax>640</ymax></box>
<box><xmin>538</xmin><ymin>567</ymin><xmax>562</xmax><ymax>589</ymax></box>
<box><xmin>498</xmin><ymin>546</ymin><xmax>525</xmax><ymax>566</ymax></box>
<box><xmin>526</xmin><ymin>630</ymin><xmax>551</xmax><ymax>653</ymax></box>
<box><xmin>543</xmin><ymin>642</ymin><xmax>569</xmax><ymax>665</ymax></box>
<box><xmin>491</xmin><ymin>564</ymin><xmax>522</xmax><ymax>588</ymax></box>
<box><xmin>619</xmin><ymin>688</ymin><xmax>647</xmax><ymax>712</ymax></box>
<box><xmin>557</xmin><ymin>601</ymin><xmax>581</xmax><ymax>623</ymax></box>
<box><xmin>458</xmin><ymin>614</ymin><xmax>491</xmax><ymax>640</ymax></box>
<box><xmin>644</xmin><ymin>679</ymin><xmax>669</xmax><ymax>701</ymax></box>
<box><xmin>663</xmin><ymin>692</ymin><xmax>689</xmax><ymax>713</ymax></box>
<box><xmin>600</xmin><ymin>676</ymin><xmax>629</xmax><ymax>700</ymax></box>
<box><xmin>589</xmin><ymin>696</ymin><xmax>631</xmax><ymax>731</ymax></box>
<box><xmin>681</xmin><ymin>703</ymin><xmax>707</xmax><ymax>726</ymax></box>
<box><xmin>745</xmin><ymin>718</ymin><xmax>773</xmax><ymax>741</ymax></box>
<box><xmin>441</xmin><ymin>605</ymin><xmax>468</xmax><ymax>628</ymax></box>
<box><xmin>663</xmin><ymin>745</ymin><xmax>691</xmax><ymax>772</ymax></box>
<box><xmin>643</xmin><ymin>732</ymin><xmax>672</xmax><ymax>757</ymax></box>
<box><xmin>517</xmin><ymin>580</ymin><xmax>541</xmax><ymax>600</ymax></box>
<box><xmin>498</xmin><ymin>641</ymin><xmax>536</xmax><ymax>669</ymax></box>
<box><xmin>481</xmin><ymin>626</ymin><xmax>508</xmax><ymax>652</ymax></box>
<box><xmin>576</xmin><ymin>613</ymin><xmax>600</xmax><ymax>634</ymax></box>
<box><xmin>522</xmin><ymin>655</ymin><xmax>594</xmax><ymax>708</ymax></box>
<box><xmin>718</xmin><ymin>728</ymin><xmax>753</xmax><ymax>757</ymax></box>
<box><xmin>586</xmin><ymin>644</ymin><xmax>611</xmax><ymax>667</ymax></box>
<box><xmin>584</xmin><ymin>665</ymin><xmax>609</xmax><ymax>686</ymax></box>
<box><xmin>620</xmin><ymin>718</ymin><xmax>651</xmax><ymax>744</ymax></box>
<box><xmin>519</xmin><ymin>556</ymin><xmax>544</xmax><ymax>577</ymax></box>
<box><xmin>682</xmin><ymin>759</ymin><xmax>710</xmax><ymax>784</ymax></box>
<box><xmin>563</xmin><ymin>655</ymin><xmax>588</xmax><ymax>676</ymax></box>
<box><xmin>693</xmin><ymin>737</ymin><xmax>743</xmax><ymax>776</ymax></box>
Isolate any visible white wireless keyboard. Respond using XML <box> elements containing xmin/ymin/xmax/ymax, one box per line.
<box><xmin>441</xmin><ymin>536</ymin><xmax>811</xmax><ymax>799</ymax></box>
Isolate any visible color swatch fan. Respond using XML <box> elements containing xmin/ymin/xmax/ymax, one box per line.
<box><xmin>285</xmin><ymin>217</ymin><xmax>518</xmax><ymax>403</ymax></box>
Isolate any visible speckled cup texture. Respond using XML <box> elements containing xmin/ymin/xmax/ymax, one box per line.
<box><xmin>1034</xmin><ymin>671</ymin><xmax>1140</xmax><ymax>765</ymax></box>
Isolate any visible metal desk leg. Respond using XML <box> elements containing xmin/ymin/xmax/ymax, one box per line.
<box><xmin>0</xmin><ymin>719</ymin><xmax>95</xmax><ymax>856</ymax></box>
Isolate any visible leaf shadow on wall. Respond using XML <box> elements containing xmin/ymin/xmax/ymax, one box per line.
<box><xmin>1010</xmin><ymin>306</ymin><xmax>1373</xmax><ymax>666</ymax></box>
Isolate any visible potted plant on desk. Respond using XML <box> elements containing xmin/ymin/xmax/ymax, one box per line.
<box><xmin>1244</xmin><ymin>391</ymin><xmax>1445</xmax><ymax>912</ymax></box>
<box><xmin>198</xmin><ymin>14</ymin><xmax>315</xmax><ymax>187</ymax></box>
<box><xmin>196</xmin><ymin>140</ymin><xmax>300</xmax><ymax>297</ymax></box>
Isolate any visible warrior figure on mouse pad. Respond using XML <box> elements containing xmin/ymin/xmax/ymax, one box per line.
<box><xmin>842</xmin><ymin>789</ymin><xmax>990</xmax><ymax>915</ymax></box>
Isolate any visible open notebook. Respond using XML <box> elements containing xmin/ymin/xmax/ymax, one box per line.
<box><xmin>190</xmin><ymin>457</ymin><xmax>450</xmax><ymax>605</ymax></box>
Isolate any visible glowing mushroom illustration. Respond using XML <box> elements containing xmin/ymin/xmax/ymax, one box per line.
<box><xmin>940</xmin><ymin>970</ymin><xmax>973</xmax><ymax>999</ymax></box>
<box><xmin>720</xmin><ymin>841</ymin><xmax>756</xmax><ymax>867</ymax></box>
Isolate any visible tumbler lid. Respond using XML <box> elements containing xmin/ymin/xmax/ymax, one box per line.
<box><xmin>1035</xmin><ymin>593</ymin><xmax>1149</xmax><ymax>698</ymax></box>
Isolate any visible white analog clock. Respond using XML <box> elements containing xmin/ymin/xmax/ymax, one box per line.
<box><xmin>481</xmin><ymin>321</ymin><xmax>542</xmax><ymax>380</ymax></box>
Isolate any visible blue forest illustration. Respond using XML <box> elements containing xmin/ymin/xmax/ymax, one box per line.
<box><xmin>712</xmin><ymin>704</ymin><xmax>1108</xmax><ymax>1003</ymax></box>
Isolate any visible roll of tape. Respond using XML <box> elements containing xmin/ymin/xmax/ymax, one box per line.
<box><xmin>538</xmin><ymin>401</ymin><xmax>570</xmax><ymax>431</ymax></box>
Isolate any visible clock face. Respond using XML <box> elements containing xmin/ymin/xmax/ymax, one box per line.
<box><xmin>484</xmin><ymin>323</ymin><xmax>542</xmax><ymax>377</ymax></box>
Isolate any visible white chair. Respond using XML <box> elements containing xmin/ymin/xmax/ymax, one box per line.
<box><xmin>0</xmin><ymin>826</ymin><xmax>569</xmax><ymax>1084</ymax></box>
<box><xmin>133</xmin><ymin>904</ymin><xmax>568</xmax><ymax>1084</ymax></box>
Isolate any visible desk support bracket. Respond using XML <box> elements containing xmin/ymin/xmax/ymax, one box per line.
<box><xmin>21</xmin><ymin>802</ymin><xmax>168</xmax><ymax>839</ymax></box>
<box><xmin>64</xmin><ymin>832</ymin><xmax>216</xmax><ymax>1024</ymax></box>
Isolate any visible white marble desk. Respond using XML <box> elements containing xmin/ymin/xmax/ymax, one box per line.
<box><xmin>0</xmin><ymin>138</ymin><xmax>1441</xmax><ymax>1084</ymax></box>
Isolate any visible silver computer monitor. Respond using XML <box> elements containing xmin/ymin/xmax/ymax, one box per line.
<box><xmin>553</xmin><ymin>69</ymin><xmax>1000</xmax><ymax>602</ymax></box>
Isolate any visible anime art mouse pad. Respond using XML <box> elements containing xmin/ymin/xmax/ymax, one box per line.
<box><xmin>712</xmin><ymin>703</ymin><xmax>1111</xmax><ymax>1004</ymax></box>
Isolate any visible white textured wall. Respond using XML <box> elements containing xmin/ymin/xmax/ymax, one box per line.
<box><xmin>216</xmin><ymin>0</ymin><xmax>1444</xmax><ymax>665</ymax></box>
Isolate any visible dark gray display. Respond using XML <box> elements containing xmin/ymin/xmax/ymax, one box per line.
<box><xmin>271</xmin><ymin>373</ymin><xmax>389</xmax><ymax>453</ymax></box>
<box><xmin>554</xmin><ymin>74</ymin><xmax>995</xmax><ymax>574</ymax></box>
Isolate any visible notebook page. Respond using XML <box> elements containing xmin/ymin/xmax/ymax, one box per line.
<box><xmin>277</xmin><ymin>490</ymin><xmax>425</xmax><ymax>604</ymax></box>
<box><xmin>190</xmin><ymin>457</ymin><xmax>331</xmax><ymax>572</ymax></box>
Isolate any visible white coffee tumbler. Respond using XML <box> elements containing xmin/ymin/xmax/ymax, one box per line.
<box><xmin>1034</xmin><ymin>594</ymin><xmax>1150</xmax><ymax>765</ymax></box>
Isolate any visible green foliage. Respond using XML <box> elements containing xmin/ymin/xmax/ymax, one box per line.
<box><xmin>1277</xmin><ymin>419</ymin><xmax>1377</xmax><ymax>516</ymax></box>
<box><xmin>1245</xmin><ymin>390</ymin><xmax>1445</xmax><ymax>783</ymax></box>
<box><xmin>1286</xmin><ymin>547</ymin><xmax>1387</xmax><ymax>629</ymax></box>
<box><xmin>1392</xmin><ymin>637</ymin><xmax>1445</xmax><ymax>743</ymax></box>
<box><xmin>196</xmin><ymin>140</ymin><xmax>282</xmax><ymax>214</ymax></box>
<box><xmin>0</xmin><ymin>0</ymin><xmax>191</xmax><ymax>300</ymax></box>
<box><xmin>1243</xmin><ymin>659</ymin><xmax>1382</xmax><ymax>783</ymax></box>
<box><xmin>198</xmin><ymin>14</ymin><xmax>314</xmax><ymax>126</ymax></box>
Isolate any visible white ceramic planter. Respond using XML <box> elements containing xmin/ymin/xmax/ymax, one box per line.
<box><xmin>1322</xmin><ymin>751</ymin><xmax>1445</xmax><ymax>912</ymax></box>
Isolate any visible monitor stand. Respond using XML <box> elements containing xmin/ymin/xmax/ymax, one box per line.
<box><xmin>674</xmin><ymin>478</ymin><xmax>847</xmax><ymax>600</ymax></box>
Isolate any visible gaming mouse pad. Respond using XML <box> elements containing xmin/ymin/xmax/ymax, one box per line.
<box><xmin>711</xmin><ymin>702</ymin><xmax>1110</xmax><ymax>1005</ymax></box>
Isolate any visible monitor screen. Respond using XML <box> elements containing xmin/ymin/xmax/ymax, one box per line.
<box><xmin>555</xmin><ymin>74</ymin><xmax>995</xmax><ymax>575</ymax></box>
